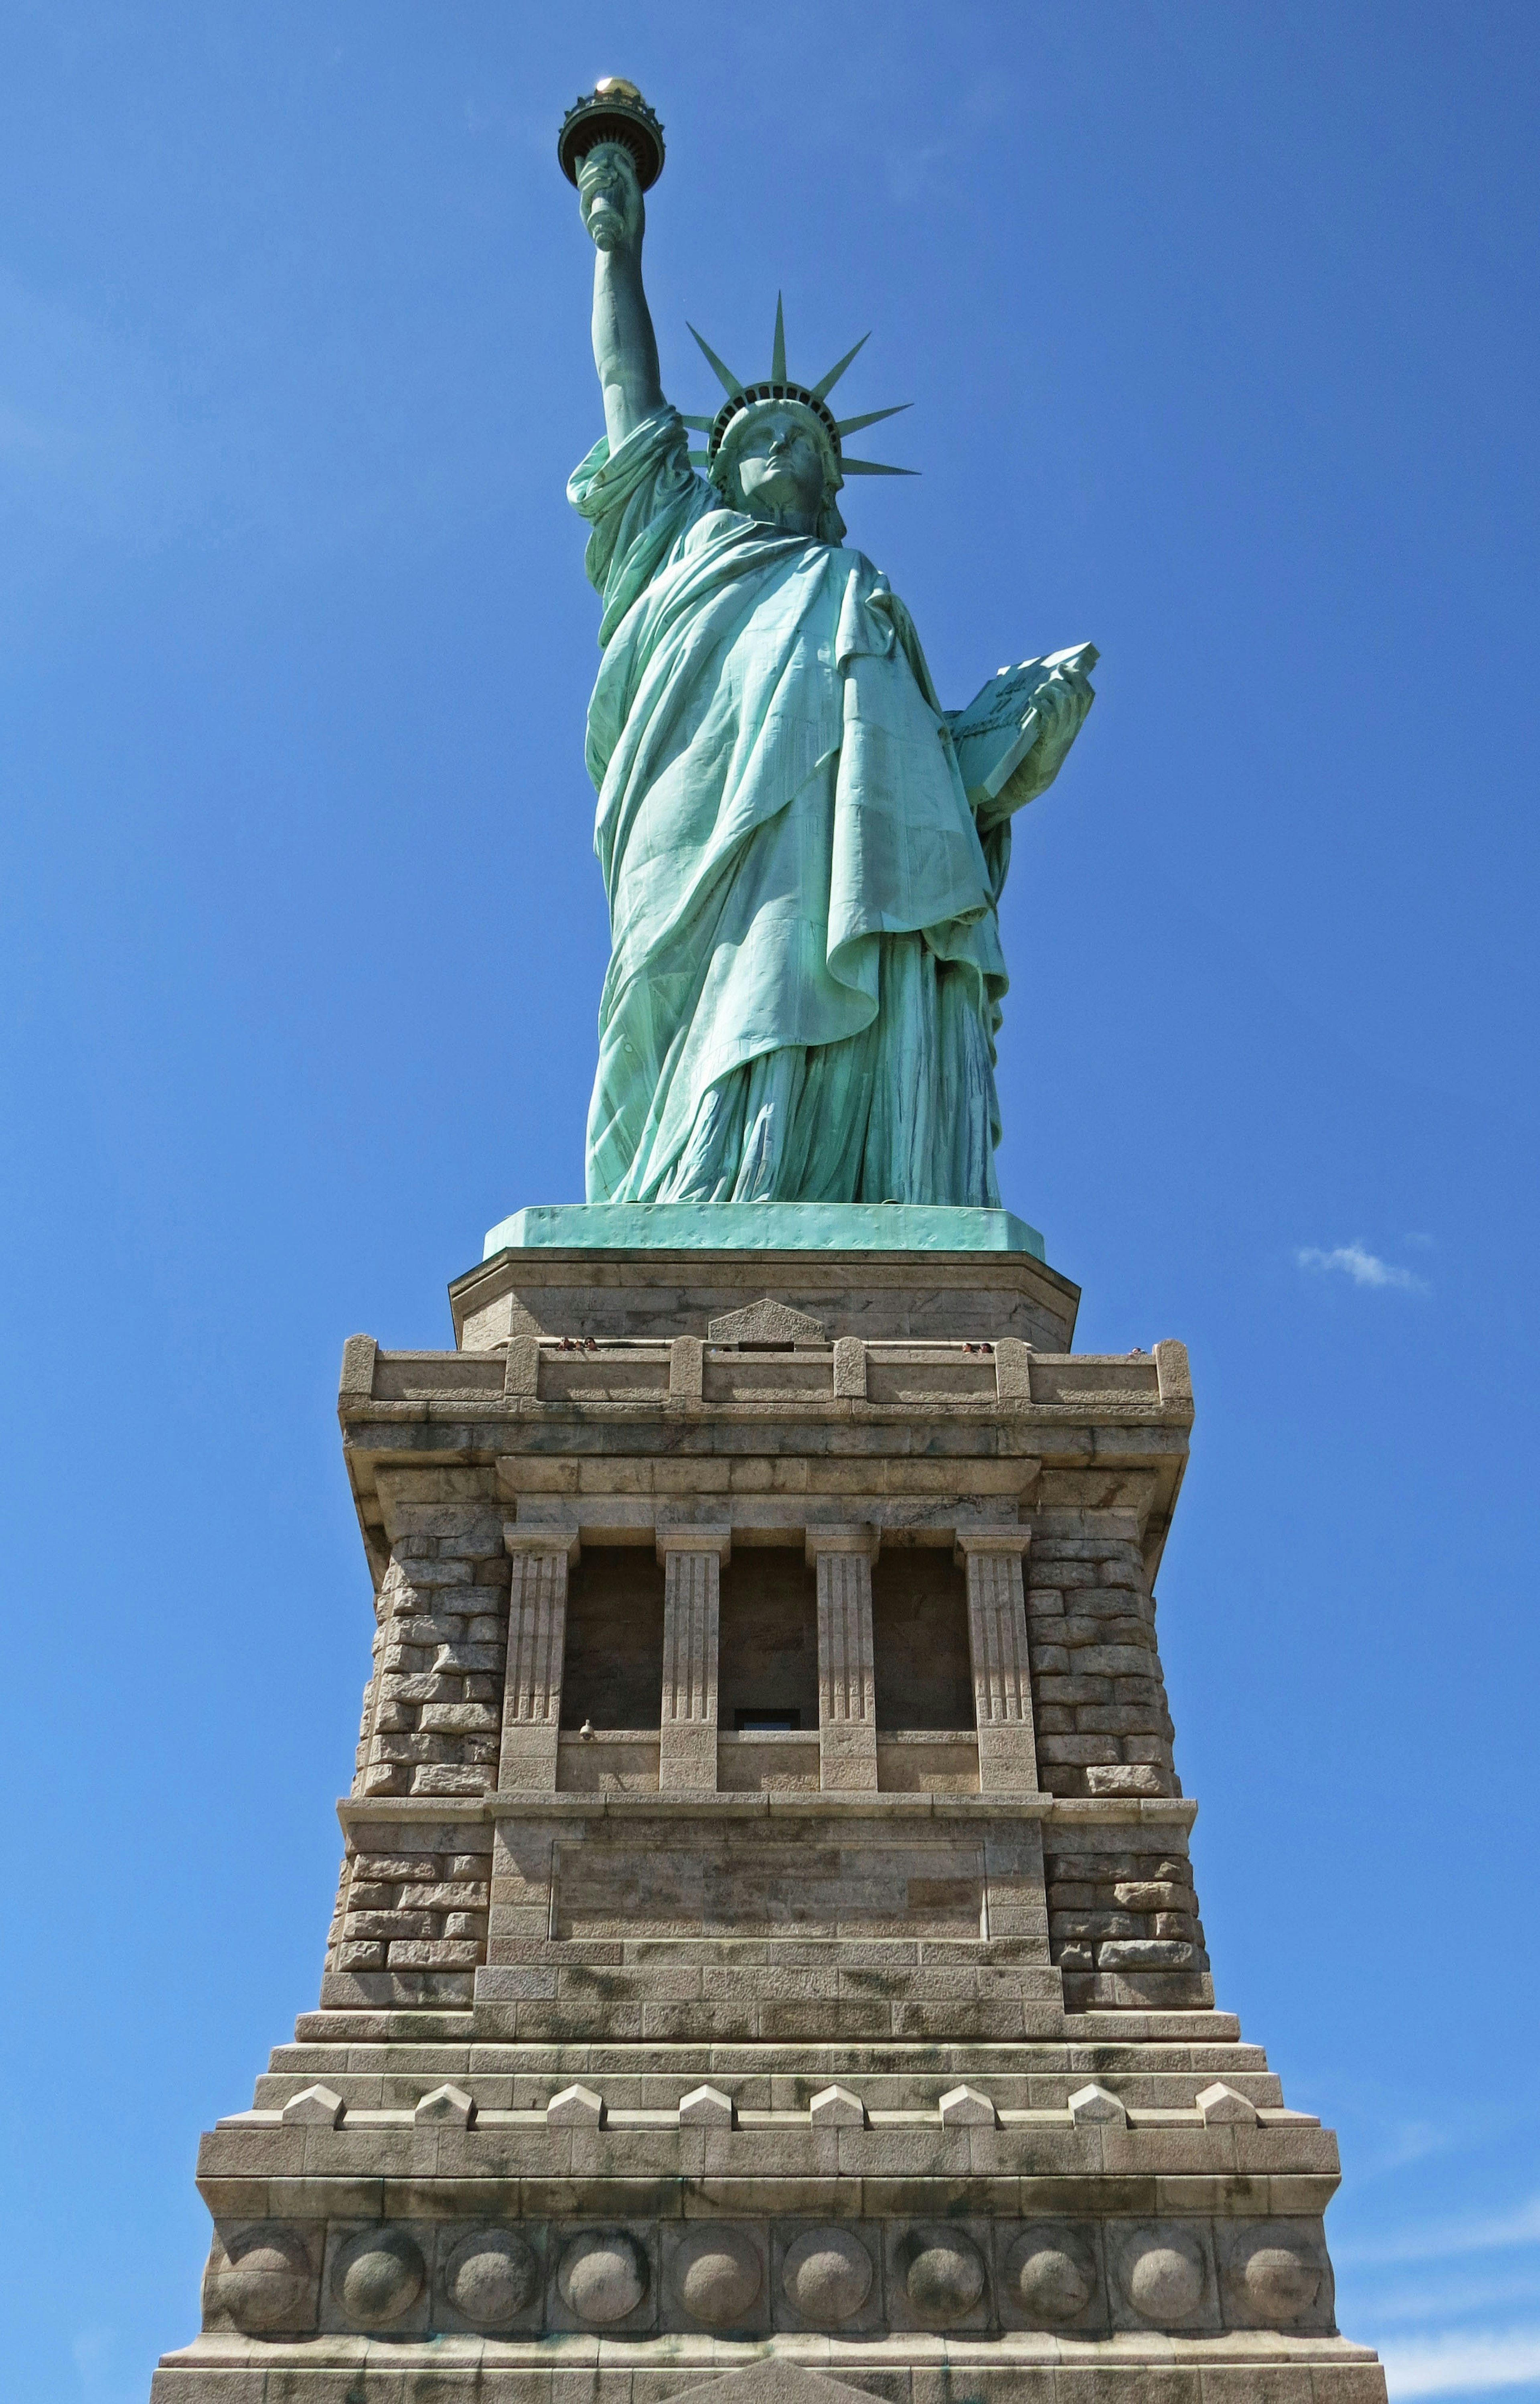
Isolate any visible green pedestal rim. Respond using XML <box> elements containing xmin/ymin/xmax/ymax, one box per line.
<box><xmin>482</xmin><ymin>1201</ymin><xmax>1045</xmax><ymax>1261</ymax></box>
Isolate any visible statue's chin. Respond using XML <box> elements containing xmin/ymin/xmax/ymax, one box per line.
<box><xmin>742</xmin><ymin>481</ymin><xmax>819</xmax><ymax>526</ymax></box>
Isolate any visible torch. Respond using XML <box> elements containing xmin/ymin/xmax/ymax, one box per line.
<box><xmin>557</xmin><ymin>78</ymin><xmax>666</xmax><ymax>192</ymax></box>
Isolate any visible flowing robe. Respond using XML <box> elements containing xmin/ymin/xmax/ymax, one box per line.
<box><xmin>571</xmin><ymin>406</ymin><xmax>1009</xmax><ymax>1206</ymax></box>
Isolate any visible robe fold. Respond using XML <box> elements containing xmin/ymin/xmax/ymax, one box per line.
<box><xmin>570</xmin><ymin>406</ymin><xmax>1009</xmax><ymax>1207</ymax></box>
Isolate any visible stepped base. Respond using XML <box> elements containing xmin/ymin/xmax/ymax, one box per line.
<box><xmin>154</xmin><ymin>2333</ymin><xmax>1388</xmax><ymax>2403</ymax></box>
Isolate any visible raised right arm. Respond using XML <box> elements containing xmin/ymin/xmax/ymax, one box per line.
<box><xmin>577</xmin><ymin>144</ymin><xmax>664</xmax><ymax>453</ymax></box>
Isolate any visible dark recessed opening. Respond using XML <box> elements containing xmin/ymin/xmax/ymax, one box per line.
<box><xmin>717</xmin><ymin>1548</ymin><xmax>819</xmax><ymax>1731</ymax></box>
<box><xmin>734</xmin><ymin>1708</ymin><xmax>801</xmax><ymax>1731</ymax></box>
<box><xmin>559</xmin><ymin>1547</ymin><xmax>665</xmax><ymax>1729</ymax></box>
<box><xmin>873</xmin><ymin>1548</ymin><xmax>975</xmax><ymax>1729</ymax></box>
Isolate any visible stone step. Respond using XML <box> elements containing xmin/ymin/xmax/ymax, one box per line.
<box><xmin>289</xmin><ymin>2006</ymin><xmax>1246</xmax><ymax>2047</ymax></box>
<box><xmin>272</xmin><ymin>2035</ymin><xmax>1272</xmax><ymax>2075</ymax></box>
<box><xmin>194</xmin><ymin>2103</ymin><xmax>1340</xmax><ymax>2189</ymax></box>
<box><xmin>253</xmin><ymin>2065</ymin><xmax>1287</xmax><ymax>2113</ymax></box>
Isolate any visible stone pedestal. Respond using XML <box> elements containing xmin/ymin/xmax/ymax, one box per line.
<box><xmin>150</xmin><ymin>1227</ymin><xmax>1386</xmax><ymax>2404</ymax></box>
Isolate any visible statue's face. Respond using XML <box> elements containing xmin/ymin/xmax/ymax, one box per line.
<box><xmin>729</xmin><ymin>406</ymin><xmax>829</xmax><ymax>525</ymax></box>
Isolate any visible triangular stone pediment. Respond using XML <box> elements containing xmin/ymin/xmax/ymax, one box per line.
<box><xmin>657</xmin><ymin>2363</ymin><xmax>883</xmax><ymax>2404</ymax></box>
<box><xmin>707</xmin><ymin>1296</ymin><xmax>826</xmax><ymax>1347</ymax></box>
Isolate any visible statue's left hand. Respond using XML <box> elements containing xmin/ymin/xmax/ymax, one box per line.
<box><xmin>1029</xmin><ymin>665</ymin><xmax>1094</xmax><ymax>764</ymax></box>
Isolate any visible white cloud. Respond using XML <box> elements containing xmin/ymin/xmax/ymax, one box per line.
<box><xmin>1340</xmin><ymin>2196</ymin><xmax>1540</xmax><ymax>2268</ymax></box>
<box><xmin>1378</xmin><ymin>2327</ymin><xmax>1540</xmax><ymax>2396</ymax></box>
<box><xmin>1297</xmin><ymin>1241</ymin><xmax>1429</xmax><ymax>1292</ymax></box>
<box><xmin>1367</xmin><ymin>2271</ymin><xmax>1540</xmax><ymax>2327</ymax></box>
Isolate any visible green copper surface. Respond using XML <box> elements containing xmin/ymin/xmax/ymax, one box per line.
<box><xmin>484</xmin><ymin>1202</ymin><xmax>1045</xmax><ymax>1261</ymax></box>
<box><xmin>569</xmin><ymin>131</ymin><xmax>1095</xmax><ymax>1213</ymax></box>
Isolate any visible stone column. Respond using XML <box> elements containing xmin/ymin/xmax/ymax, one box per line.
<box><xmin>957</xmin><ymin>1527</ymin><xmax>1040</xmax><ymax>1792</ymax></box>
<box><xmin>809</xmin><ymin>1527</ymin><xmax>880</xmax><ymax>1791</ymax></box>
<box><xmin>657</xmin><ymin>1527</ymin><xmax>729</xmax><ymax>1789</ymax></box>
<box><xmin>497</xmin><ymin>1530</ymin><xmax>577</xmax><ymax>1792</ymax></box>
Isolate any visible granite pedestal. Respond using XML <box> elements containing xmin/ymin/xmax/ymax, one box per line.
<box><xmin>150</xmin><ymin>1216</ymin><xmax>1386</xmax><ymax>2404</ymax></box>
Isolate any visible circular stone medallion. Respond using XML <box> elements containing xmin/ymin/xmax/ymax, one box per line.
<box><xmin>558</xmin><ymin>2230</ymin><xmax>648</xmax><ymax>2325</ymax></box>
<box><xmin>215</xmin><ymin>2227</ymin><xmax>312</xmax><ymax>2331</ymax></box>
<box><xmin>1005</xmin><ymin>2227</ymin><xmax>1096</xmax><ymax>2325</ymax></box>
<box><xmin>670</xmin><ymin>2226</ymin><xmax>762</xmax><ymax>2326</ymax></box>
<box><xmin>902</xmin><ymin>2230</ymin><xmax>985</xmax><ymax>2324</ymax></box>
<box><xmin>1121</xmin><ymin>2228</ymin><xmax>1206</xmax><ymax>2325</ymax></box>
<box><xmin>782</xmin><ymin>2228</ymin><xmax>873</xmax><ymax>2325</ymax></box>
<box><xmin>444</xmin><ymin>2227</ymin><xmax>540</xmax><ymax>2329</ymax></box>
<box><xmin>330</xmin><ymin>2227</ymin><xmax>426</xmax><ymax>2328</ymax></box>
<box><xmin>1242</xmin><ymin>2242</ymin><xmax>1323</xmax><ymax>2321</ymax></box>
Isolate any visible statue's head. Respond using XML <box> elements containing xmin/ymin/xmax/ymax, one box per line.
<box><xmin>710</xmin><ymin>400</ymin><xmax>846</xmax><ymax>542</ymax></box>
<box><xmin>685</xmin><ymin>301</ymin><xmax>913</xmax><ymax>545</ymax></box>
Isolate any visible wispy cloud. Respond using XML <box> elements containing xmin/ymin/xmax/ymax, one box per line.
<box><xmin>1339</xmin><ymin>2195</ymin><xmax>1540</xmax><ymax>2268</ymax></box>
<box><xmin>1366</xmin><ymin>2270</ymin><xmax>1540</xmax><ymax>2327</ymax></box>
<box><xmin>1378</xmin><ymin>2327</ymin><xmax>1540</xmax><ymax>2396</ymax></box>
<box><xmin>71</xmin><ymin>2329</ymin><xmax>116</xmax><ymax>2401</ymax></box>
<box><xmin>1297</xmin><ymin>1241</ymin><xmax>1429</xmax><ymax>1292</ymax></box>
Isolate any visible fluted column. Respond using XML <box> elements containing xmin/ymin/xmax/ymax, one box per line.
<box><xmin>657</xmin><ymin>1527</ymin><xmax>728</xmax><ymax>1789</ymax></box>
<box><xmin>809</xmin><ymin>1527</ymin><xmax>879</xmax><ymax>1791</ymax></box>
<box><xmin>497</xmin><ymin>1530</ymin><xmax>577</xmax><ymax>1791</ymax></box>
<box><xmin>957</xmin><ymin>1526</ymin><xmax>1038</xmax><ymax>1791</ymax></box>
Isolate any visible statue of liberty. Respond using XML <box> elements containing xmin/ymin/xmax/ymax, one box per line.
<box><xmin>560</xmin><ymin>83</ymin><xmax>1096</xmax><ymax>1211</ymax></box>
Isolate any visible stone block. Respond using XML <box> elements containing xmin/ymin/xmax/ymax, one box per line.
<box><xmin>938</xmin><ymin>2083</ymin><xmax>998</xmax><ymax>2126</ymax></box>
<box><xmin>1153</xmin><ymin>1337</ymin><xmax>1193</xmax><ymax>1405</ymax></box>
<box><xmin>669</xmin><ymin>1335</ymin><xmax>704</xmax><ymax>1398</ymax></box>
<box><xmin>280</xmin><ymin>2084</ymin><xmax>345</xmax><ymax>2128</ymax></box>
<box><xmin>709</xmin><ymin>1296</ymin><xmax>825</xmax><ymax>1344</ymax></box>
<box><xmin>831</xmin><ymin>1336</ymin><xmax>867</xmax><ymax>1397</ymax></box>
<box><xmin>1086</xmin><ymin>1765</ymin><xmax>1167</xmax><ymax>1798</ymax></box>
<box><xmin>1114</xmin><ymin>1881</ymin><xmax>1189</xmax><ymax>1911</ymax></box>
<box><xmin>504</xmin><ymin>1335</ymin><xmax>541</xmax><ymax>1397</ymax></box>
<box><xmin>338</xmin><ymin>1333</ymin><xmax>377</xmax><ymax>1398</ymax></box>
<box><xmin>679</xmin><ymin>2083</ymin><xmax>736</xmax><ymax>2126</ymax></box>
<box><xmin>1196</xmin><ymin>2082</ymin><xmax>1258</xmax><ymax>2126</ymax></box>
<box><xmin>808</xmin><ymin>2083</ymin><xmax>866</xmax><ymax>2126</ymax></box>
<box><xmin>547</xmin><ymin>2083</ymin><xmax>606</xmax><ymax>2126</ymax></box>
<box><xmin>1068</xmin><ymin>2082</ymin><xmax>1127</xmax><ymax>2126</ymax></box>
<box><xmin>412</xmin><ymin>2082</ymin><xmax>476</xmax><ymax>2127</ymax></box>
<box><xmin>994</xmin><ymin>1337</ymin><xmax>1033</xmax><ymax>1402</ymax></box>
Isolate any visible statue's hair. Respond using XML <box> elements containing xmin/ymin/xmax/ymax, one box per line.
<box><xmin>709</xmin><ymin>399</ymin><xmax>847</xmax><ymax>544</ymax></box>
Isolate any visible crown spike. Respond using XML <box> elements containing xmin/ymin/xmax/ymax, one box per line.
<box><xmin>834</xmin><ymin>403</ymin><xmax>912</xmax><ymax>438</ymax></box>
<box><xmin>680</xmin><ymin>415</ymin><xmax>717</xmax><ymax>433</ymax></box>
<box><xmin>840</xmin><ymin>458</ymin><xmax>918</xmax><ymax>477</ymax></box>
<box><xmin>687</xmin><ymin>324</ymin><xmax>745</xmax><ymax>397</ymax></box>
<box><xmin>771</xmin><ymin>293</ymin><xmax>787</xmax><ymax>384</ymax></box>
<box><xmin>811</xmin><ymin>333</ymin><xmax>870</xmax><ymax>401</ymax></box>
<box><xmin>687</xmin><ymin>449</ymin><xmax>710</xmax><ymax>466</ymax></box>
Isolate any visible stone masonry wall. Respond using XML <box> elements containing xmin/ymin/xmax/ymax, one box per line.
<box><xmin>322</xmin><ymin>1816</ymin><xmax>496</xmax><ymax>2004</ymax></box>
<box><xmin>1026</xmin><ymin>1515</ymin><xmax>1212</xmax><ymax>2010</ymax></box>
<box><xmin>355</xmin><ymin>1493</ymin><xmax>509</xmax><ymax>1801</ymax></box>
<box><xmin>1026</xmin><ymin>1524</ymin><xmax>1177</xmax><ymax>1801</ymax></box>
<box><xmin>322</xmin><ymin>1475</ymin><xmax>509</xmax><ymax>2002</ymax></box>
<box><xmin>1044</xmin><ymin>1821</ymin><xmax>1212</xmax><ymax>2011</ymax></box>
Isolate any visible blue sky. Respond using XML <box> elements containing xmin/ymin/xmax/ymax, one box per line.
<box><xmin>1</xmin><ymin>6</ymin><xmax>1536</xmax><ymax>2398</ymax></box>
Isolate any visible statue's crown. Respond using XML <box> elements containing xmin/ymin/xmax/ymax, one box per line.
<box><xmin>557</xmin><ymin>78</ymin><xmax>666</xmax><ymax>191</ymax></box>
<box><xmin>683</xmin><ymin>296</ymin><xmax>913</xmax><ymax>485</ymax></box>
